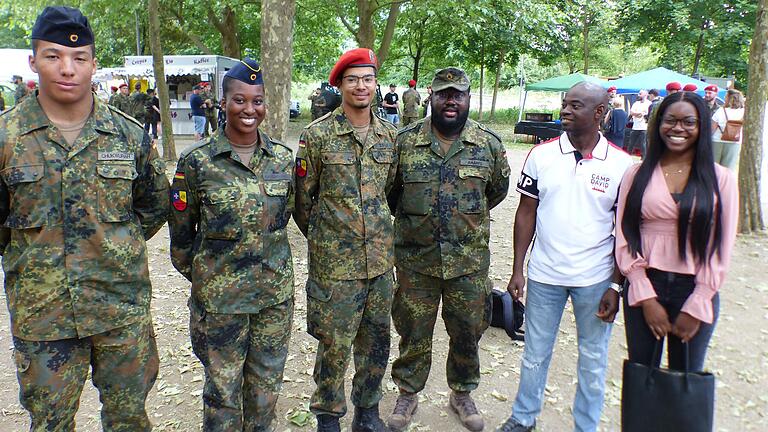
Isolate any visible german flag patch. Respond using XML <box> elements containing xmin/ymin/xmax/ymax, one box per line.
<box><xmin>296</xmin><ymin>158</ymin><xmax>307</xmax><ymax>178</ymax></box>
<box><xmin>174</xmin><ymin>171</ymin><xmax>185</xmax><ymax>181</ymax></box>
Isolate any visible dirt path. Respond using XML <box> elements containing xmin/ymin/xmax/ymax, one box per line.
<box><xmin>1</xmin><ymin>121</ymin><xmax>766</xmax><ymax>431</ymax></box>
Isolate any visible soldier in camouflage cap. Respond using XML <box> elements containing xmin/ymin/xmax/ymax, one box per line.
<box><xmin>387</xmin><ymin>67</ymin><xmax>510</xmax><ymax>432</ymax></box>
<box><xmin>169</xmin><ymin>58</ymin><xmax>295</xmax><ymax>431</ymax></box>
<box><xmin>294</xmin><ymin>47</ymin><xmax>398</xmax><ymax>432</ymax></box>
<box><xmin>0</xmin><ymin>6</ymin><xmax>169</xmax><ymax>431</ymax></box>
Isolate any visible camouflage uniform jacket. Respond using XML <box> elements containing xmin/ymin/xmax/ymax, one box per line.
<box><xmin>169</xmin><ymin>129</ymin><xmax>295</xmax><ymax>313</ymax></box>
<box><xmin>402</xmin><ymin>88</ymin><xmax>421</xmax><ymax>117</ymax></box>
<box><xmin>201</xmin><ymin>89</ymin><xmax>216</xmax><ymax>115</ymax></box>
<box><xmin>295</xmin><ymin>107</ymin><xmax>398</xmax><ymax>281</ymax></box>
<box><xmin>14</xmin><ymin>83</ymin><xmax>26</xmax><ymax>104</ymax></box>
<box><xmin>390</xmin><ymin>117</ymin><xmax>510</xmax><ymax>279</ymax></box>
<box><xmin>0</xmin><ymin>95</ymin><xmax>170</xmax><ymax>341</ymax></box>
<box><xmin>110</xmin><ymin>93</ymin><xmax>131</xmax><ymax>114</ymax></box>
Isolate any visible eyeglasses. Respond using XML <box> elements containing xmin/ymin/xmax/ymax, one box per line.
<box><xmin>342</xmin><ymin>74</ymin><xmax>376</xmax><ymax>86</ymax></box>
<box><xmin>661</xmin><ymin>116</ymin><xmax>699</xmax><ymax>129</ymax></box>
<box><xmin>434</xmin><ymin>91</ymin><xmax>468</xmax><ymax>102</ymax></box>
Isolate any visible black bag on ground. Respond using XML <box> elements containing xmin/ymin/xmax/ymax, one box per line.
<box><xmin>490</xmin><ymin>289</ymin><xmax>525</xmax><ymax>341</ymax></box>
<box><xmin>621</xmin><ymin>341</ymin><xmax>714</xmax><ymax>432</ymax></box>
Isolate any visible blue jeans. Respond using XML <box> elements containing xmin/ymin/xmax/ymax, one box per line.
<box><xmin>386</xmin><ymin>113</ymin><xmax>399</xmax><ymax>125</ymax></box>
<box><xmin>510</xmin><ymin>278</ymin><xmax>613</xmax><ymax>432</ymax></box>
<box><xmin>193</xmin><ymin>115</ymin><xmax>206</xmax><ymax>135</ymax></box>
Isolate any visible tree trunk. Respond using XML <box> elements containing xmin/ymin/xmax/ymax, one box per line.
<box><xmin>490</xmin><ymin>48</ymin><xmax>505</xmax><ymax>121</ymax></box>
<box><xmin>412</xmin><ymin>46</ymin><xmax>422</xmax><ymax>82</ymax></box>
<box><xmin>478</xmin><ymin>41</ymin><xmax>484</xmax><ymax>121</ymax></box>
<box><xmin>208</xmin><ymin>5</ymin><xmax>241</xmax><ymax>58</ymax></box>
<box><xmin>582</xmin><ymin>8</ymin><xmax>590</xmax><ymax>74</ymax></box>
<box><xmin>148</xmin><ymin>0</ymin><xmax>176</xmax><ymax>161</ymax></box>
<box><xmin>355</xmin><ymin>0</ymin><xmax>375</xmax><ymax>48</ymax></box>
<box><xmin>739</xmin><ymin>0</ymin><xmax>767</xmax><ymax>233</ymax></box>
<box><xmin>376</xmin><ymin>1</ymin><xmax>402</xmax><ymax>66</ymax></box>
<box><xmin>260</xmin><ymin>0</ymin><xmax>296</xmax><ymax>142</ymax></box>
<box><xmin>692</xmin><ymin>26</ymin><xmax>705</xmax><ymax>76</ymax></box>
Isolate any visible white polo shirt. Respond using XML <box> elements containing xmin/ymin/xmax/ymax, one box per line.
<box><xmin>517</xmin><ymin>132</ymin><xmax>634</xmax><ymax>286</ymax></box>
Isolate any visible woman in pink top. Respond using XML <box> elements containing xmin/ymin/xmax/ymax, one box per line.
<box><xmin>615</xmin><ymin>91</ymin><xmax>738</xmax><ymax>372</ymax></box>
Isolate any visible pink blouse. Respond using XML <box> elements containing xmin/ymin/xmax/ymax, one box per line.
<box><xmin>615</xmin><ymin>163</ymin><xmax>739</xmax><ymax>323</ymax></box>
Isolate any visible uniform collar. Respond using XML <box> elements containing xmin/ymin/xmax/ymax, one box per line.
<box><xmin>331</xmin><ymin>106</ymin><xmax>388</xmax><ymax>139</ymax></box>
<box><xmin>209</xmin><ymin>129</ymin><xmax>275</xmax><ymax>157</ymax></box>
<box><xmin>414</xmin><ymin>117</ymin><xmax>483</xmax><ymax>147</ymax></box>
<box><xmin>558</xmin><ymin>131</ymin><xmax>609</xmax><ymax>161</ymax></box>
<box><xmin>18</xmin><ymin>92</ymin><xmax>119</xmax><ymax>136</ymax></box>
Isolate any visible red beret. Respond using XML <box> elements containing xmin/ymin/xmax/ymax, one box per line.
<box><xmin>683</xmin><ymin>84</ymin><xmax>698</xmax><ymax>92</ymax></box>
<box><xmin>119</xmin><ymin>83</ymin><xmax>128</xmax><ymax>88</ymax></box>
<box><xmin>27</xmin><ymin>80</ymin><xmax>36</xmax><ymax>88</ymax></box>
<box><xmin>408</xmin><ymin>79</ymin><xmax>417</xmax><ymax>87</ymax></box>
<box><xmin>110</xmin><ymin>86</ymin><xmax>117</xmax><ymax>91</ymax></box>
<box><xmin>665</xmin><ymin>81</ymin><xmax>682</xmax><ymax>91</ymax></box>
<box><xmin>704</xmin><ymin>84</ymin><xmax>718</xmax><ymax>92</ymax></box>
<box><xmin>607</xmin><ymin>86</ymin><xmax>617</xmax><ymax>92</ymax></box>
<box><xmin>329</xmin><ymin>48</ymin><xmax>378</xmax><ymax>87</ymax></box>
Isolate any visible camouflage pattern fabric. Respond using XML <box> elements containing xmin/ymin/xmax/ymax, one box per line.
<box><xmin>389</xmin><ymin>117</ymin><xmax>510</xmax><ymax>279</ymax></box>
<box><xmin>0</xmin><ymin>94</ymin><xmax>170</xmax><ymax>341</ymax></box>
<box><xmin>201</xmin><ymin>88</ymin><xmax>218</xmax><ymax>136</ymax></box>
<box><xmin>391</xmin><ymin>268</ymin><xmax>492</xmax><ymax>394</ymax></box>
<box><xmin>13</xmin><ymin>315</ymin><xmax>159</xmax><ymax>432</ymax></box>
<box><xmin>189</xmin><ymin>297</ymin><xmax>294</xmax><ymax>431</ymax></box>
<box><xmin>306</xmin><ymin>271</ymin><xmax>394</xmax><ymax>416</ymax></box>
<box><xmin>129</xmin><ymin>91</ymin><xmax>150</xmax><ymax>123</ymax></box>
<box><xmin>401</xmin><ymin>87</ymin><xmax>421</xmax><ymax>126</ymax></box>
<box><xmin>109</xmin><ymin>93</ymin><xmax>131</xmax><ymax>114</ymax></box>
<box><xmin>169</xmin><ymin>128</ymin><xmax>295</xmax><ymax>314</ymax></box>
<box><xmin>294</xmin><ymin>106</ymin><xmax>398</xmax><ymax>281</ymax></box>
<box><xmin>14</xmin><ymin>82</ymin><xmax>26</xmax><ymax>104</ymax></box>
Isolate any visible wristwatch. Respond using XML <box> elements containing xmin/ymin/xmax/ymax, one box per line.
<box><xmin>609</xmin><ymin>282</ymin><xmax>623</xmax><ymax>294</ymax></box>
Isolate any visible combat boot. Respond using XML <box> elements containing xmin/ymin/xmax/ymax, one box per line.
<box><xmin>450</xmin><ymin>391</ymin><xmax>484</xmax><ymax>431</ymax></box>
<box><xmin>351</xmin><ymin>404</ymin><xmax>387</xmax><ymax>432</ymax></box>
<box><xmin>387</xmin><ymin>392</ymin><xmax>418</xmax><ymax>431</ymax></box>
<box><xmin>316</xmin><ymin>414</ymin><xmax>341</xmax><ymax>432</ymax></box>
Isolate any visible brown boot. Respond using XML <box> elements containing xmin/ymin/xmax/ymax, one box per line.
<box><xmin>450</xmin><ymin>391</ymin><xmax>484</xmax><ymax>431</ymax></box>
<box><xmin>387</xmin><ymin>392</ymin><xmax>418</xmax><ymax>432</ymax></box>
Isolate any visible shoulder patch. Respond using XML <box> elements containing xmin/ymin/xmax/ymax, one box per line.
<box><xmin>304</xmin><ymin>111</ymin><xmax>333</xmax><ymax>129</ymax></box>
<box><xmin>477</xmin><ymin>122</ymin><xmax>502</xmax><ymax>142</ymax></box>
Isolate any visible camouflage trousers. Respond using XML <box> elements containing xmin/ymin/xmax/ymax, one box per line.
<box><xmin>12</xmin><ymin>315</ymin><xmax>159</xmax><ymax>432</ymax></box>
<box><xmin>391</xmin><ymin>268</ymin><xmax>492</xmax><ymax>393</ymax></box>
<box><xmin>401</xmin><ymin>116</ymin><xmax>419</xmax><ymax>127</ymax></box>
<box><xmin>189</xmin><ymin>297</ymin><xmax>294</xmax><ymax>432</ymax></box>
<box><xmin>204</xmin><ymin>112</ymin><xmax>218</xmax><ymax>137</ymax></box>
<box><xmin>306</xmin><ymin>271</ymin><xmax>394</xmax><ymax>417</ymax></box>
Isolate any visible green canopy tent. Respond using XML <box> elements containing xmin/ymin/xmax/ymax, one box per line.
<box><xmin>517</xmin><ymin>72</ymin><xmax>606</xmax><ymax>122</ymax></box>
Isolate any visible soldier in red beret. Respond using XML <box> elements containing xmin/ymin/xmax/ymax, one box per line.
<box><xmin>294</xmin><ymin>47</ymin><xmax>398</xmax><ymax>432</ymax></box>
<box><xmin>682</xmin><ymin>83</ymin><xmax>698</xmax><ymax>92</ymax></box>
<box><xmin>401</xmin><ymin>79</ymin><xmax>421</xmax><ymax>126</ymax></box>
<box><xmin>704</xmin><ymin>84</ymin><xmax>722</xmax><ymax>115</ymax></box>
<box><xmin>665</xmin><ymin>81</ymin><xmax>682</xmax><ymax>95</ymax></box>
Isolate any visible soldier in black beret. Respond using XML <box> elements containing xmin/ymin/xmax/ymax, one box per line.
<box><xmin>1</xmin><ymin>6</ymin><xmax>168</xmax><ymax>431</ymax></box>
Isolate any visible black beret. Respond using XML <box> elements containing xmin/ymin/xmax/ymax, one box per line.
<box><xmin>31</xmin><ymin>6</ymin><xmax>94</xmax><ymax>48</ymax></box>
<box><xmin>225</xmin><ymin>58</ymin><xmax>264</xmax><ymax>86</ymax></box>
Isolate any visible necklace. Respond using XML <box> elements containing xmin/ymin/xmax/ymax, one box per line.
<box><xmin>663</xmin><ymin>168</ymin><xmax>685</xmax><ymax>177</ymax></box>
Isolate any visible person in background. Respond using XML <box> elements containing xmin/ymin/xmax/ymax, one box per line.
<box><xmin>170</xmin><ymin>58</ymin><xmax>295</xmax><ymax>432</ymax></box>
<box><xmin>666</xmin><ymin>81</ymin><xmax>682</xmax><ymax>95</ymax></box>
<box><xmin>616</xmin><ymin>91</ymin><xmax>738</xmax><ymax>375</ymax></box>
<box><xmin>144</xmin><ymin>88</ymin><xmax>160</xmax><ymax>140</ymax></box>
<box><xmin>383</xmin><ymin>83</ymin><xmax>400</xmax><ymax>125</ymax></box>
<box><xmin>628</xmin><ymin>90</ymin><xmax>651</xmax><ymax>158</ymax></box>
<box><xmin>682</xmin><ymin>84</ymin><xmax>698</xmax><ymax>92</ymax></box>
<box><xmin>190</xmin><ymin>84</ymin><xmax>206</xmax><ymax>141</ymax></box>
<box><xmin>26</xmin><ymin>80</ymin><xmax>37</xmax><ymax>97</ymax></box>
<box><xmin>12</xmin><ymin>74</ymin><xmax>25</xmax><ymax>103</ymax></box>
<box><xmin>422</xmin><ymin>85</ymin><xmax>433</xmax><ymax>118</ymax></box>
<box><xmin>711</xmin><ymin>88</ymin><xmax>745</xmax><ymax>171</ymax></box>
<box><xmin>647</xmin><ymin>89</ymin><xmax>662</xmax><ymax>118</ymax></box>
<box><xmin>703</xmin><ymin>84</ymin><xmax>722</xmax><ymax>116</ymax></box>
<box><xmin>110</xmin><ymin>82</ymin><xmax>131</xmax><ymax>112</ymax></box>
<box><xmin>401</xmin><ymin>79</ymin><xmax>421</xmax><ymax>127</ymax></box>
<box><xmin>604</xmin><ymin>98</ymin><xmax>628</xmax><ymax>148</ymax></box>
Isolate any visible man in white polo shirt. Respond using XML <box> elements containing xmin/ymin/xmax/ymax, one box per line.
<box><xmin>496</xmin><ymin>82</ymin><xmax>634</xmax><ymax>432</ymax></box>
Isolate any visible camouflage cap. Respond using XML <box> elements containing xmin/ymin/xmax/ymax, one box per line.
<box><xmin>431</xmin><ymin>67</ymin><xmax>470</xmax><ymax>93</ymax></box>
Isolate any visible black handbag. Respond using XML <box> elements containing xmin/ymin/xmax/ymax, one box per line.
<box><xmin>490</xmin><ymin>289</ymin><xmax>525</xmax><ymax>341</ymax></box>
<box><xmin>621</xmin><ymin>341</ymin><xmax>715</xmax><ymax>432</ymax></box>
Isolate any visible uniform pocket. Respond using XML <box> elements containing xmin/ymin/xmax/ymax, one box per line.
<box><xmin>401</xmin><ymin>170</ymin><xmax>432</xmax><ymax>216</ymax></box>
<box><xmin>97</xmin><ymin>163</ymin><xmax>137</xmax><ymax>222</ymax></box>
<box><xmin>1</xmin><ymin>164</ymin><xmax>48</xmax><ymax>228</ymax></box>
<box><xmin>201</xmin><ymin>187</ymin><xmax>242</xmax><ymax>240</ymax></box>
<box><xmin>458</xmin><ymin>167</ymin><xmax>488</xmax><ymax>214</ymax></box>
<box><xmin>320</xmin><ymin>152</ymin><xmax>357</xmax><ymax>197</ymax></box>
<box><xmin>372</xmin><ymin>149</ymin><xmax>394</xmax><ymax>164</ymax></box>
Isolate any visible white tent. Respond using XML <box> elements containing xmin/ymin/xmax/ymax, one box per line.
<box><xmin>0</xmin><ymin>49</ymin><xmax>35</xmax><ymax>83</ymax></box>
